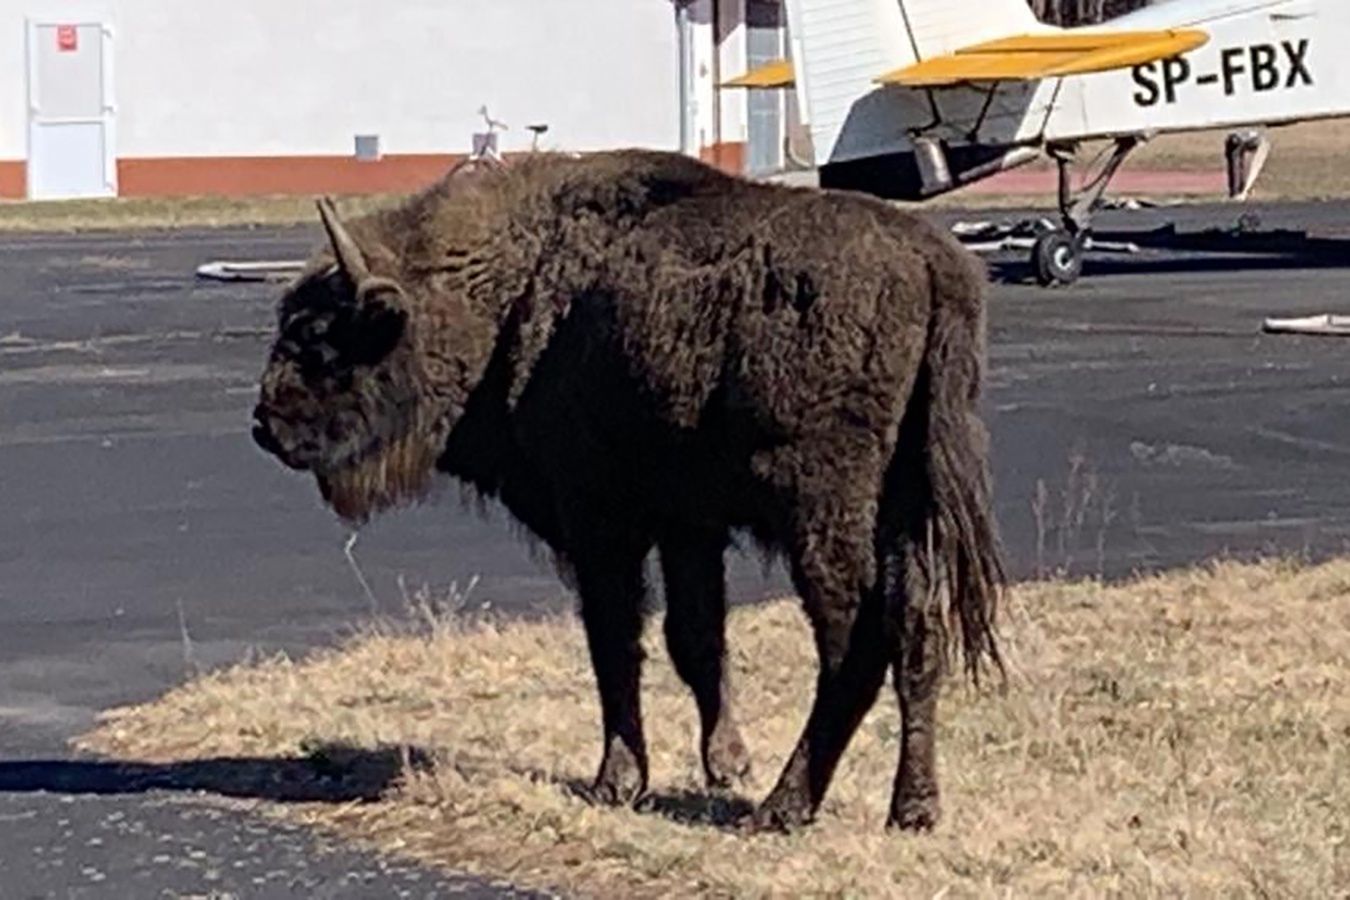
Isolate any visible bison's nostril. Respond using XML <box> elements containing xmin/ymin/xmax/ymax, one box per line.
<box><xmin>251</xmin><ymin>407</ymin><xmax>282</xmax><ymax>452</ymax></box>
<box><xmin>252</xmin><ymin>422</ymin><xmax>282</xmax><ymax>455</ymax></box>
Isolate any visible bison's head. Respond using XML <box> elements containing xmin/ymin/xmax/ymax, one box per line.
<box><xmin>253</xmin><ymin>199</ymin><xmax>442</xmax><ymax>523</ymax></box>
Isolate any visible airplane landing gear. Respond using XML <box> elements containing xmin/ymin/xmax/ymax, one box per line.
<box><xmin>1030</xmin><ymin>136</ymin><xmax>1144</xmax><ymax>286</ymax></box>
<box><xmin>1031</xmin><ymin>229</ymin><xmax>1084</xmax><ymax>287</ymax></box>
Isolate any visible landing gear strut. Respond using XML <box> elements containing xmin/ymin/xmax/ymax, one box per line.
<box><xmin>1030</xmin><ymin>136</ymin><xmax>1144</xmax><ymax>287</ymax></box>
<box><xmin>1225</xmin><ymin>129</ymin><xmax>1270</xmax><ymax>202</ymax></box>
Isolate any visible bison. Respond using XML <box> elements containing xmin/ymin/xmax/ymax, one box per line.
<box><xmin>252</xmin><ymin>150</ymin><xmax>1002</xmax><ymax>831</ymax></box>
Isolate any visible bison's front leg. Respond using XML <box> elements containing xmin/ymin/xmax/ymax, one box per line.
<box><xmin>574</xmin><ymin>553</ymin><xmax>650</xmax><ymax>806</ymax></box>
<box><xmin>659</xmin><ymin>529</ymin><xmax>751</xmax><ymax>789</ymax></box>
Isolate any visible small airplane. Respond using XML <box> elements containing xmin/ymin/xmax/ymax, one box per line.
<box><xmin>725</xmin><ymin>0</ymin><xmax>1343</xmax><ymax>285</ymax></box>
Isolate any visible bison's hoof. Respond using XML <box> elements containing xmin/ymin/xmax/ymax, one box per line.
<box><xmin>588</xmin><ymin>741</ymin><xmax>647</xmax><ymax>807</ymax></box>
<box><xmin>887</xmin><ymin>792</ymin><xmax>940</xmax><ymax>832</ymax></box>
<box><xmin>704</xmin><ymin>728</ymin><xmax>752</xmax><ymax>789</ymax></box>
<box><xmin>745</xmin><ymin>790</ymin><xmax>814</xmax><ymax>834</ymax></box>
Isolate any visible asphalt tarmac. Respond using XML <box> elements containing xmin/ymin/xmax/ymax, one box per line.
<box><xmin>3</xmin><ymin>201</ymin><xmax>1350</xmax><ymax>896</ymax></box>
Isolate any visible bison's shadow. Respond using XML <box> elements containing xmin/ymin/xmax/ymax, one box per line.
<box><xmin>0</xmin><ymin>742</ymin><xmax>428</xmax><ymax>804</ymax></box>
<box><xmin>2</xmin><ymin>744</ymin><xmax>755</xmax><ymax>829</ymax></box>
<box><xmin>555</xmin><ymin>776</ymin><xmax>755</xmax><ymax>829</ymax></box>
<box><xmin>638</xmin><ymin>788</ymin><xmax>756</xmax><ymax>828</ymax></box>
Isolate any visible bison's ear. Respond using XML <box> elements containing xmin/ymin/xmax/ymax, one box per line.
<box><xmin>316</xmin><ymin>196</ymin><xmax>371</xmax><ymax>284</ymax></box>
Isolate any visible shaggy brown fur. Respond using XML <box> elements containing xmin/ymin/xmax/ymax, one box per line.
<box><xmin>253</xmin><ymin>150</ymin><xmax>1003</xmax><ymax>831</ymax></box>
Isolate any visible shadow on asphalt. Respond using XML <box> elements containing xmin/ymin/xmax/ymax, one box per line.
<box><xmin>0</xmin><ymin>743</ymin><xmax>428</xmax><ymax>804</ymax></box>
<box><xmin>990</xmin><ymin>244</ymin><xmax>1350</xmax><ymax>285</ymax></box>
<box><xmin>1</xmin><ymin>742</ymin><xmax>760</xmax><ymax>829</ymax></box>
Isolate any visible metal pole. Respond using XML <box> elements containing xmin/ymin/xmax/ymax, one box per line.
<box><xmin>676</xmin><ymin>1</ymin><xmax>694</xmax><ymax>155</ymax></box>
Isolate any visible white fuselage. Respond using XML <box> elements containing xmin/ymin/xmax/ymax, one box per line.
<box><xmin>1048</xmin><ymin>0</ymin><xmax>1345</xmax><ymax>142</ymax></box>
<box><xmin>797</xmin><ymin>0</ymin><xmax>1349</xmax><ymax>171</ymax></box>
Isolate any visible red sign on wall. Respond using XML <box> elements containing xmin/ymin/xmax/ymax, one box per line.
<box><xmin>56</xmin><ymin>25</ymin><xmax>78</xmax><ymax>52</ymax></box>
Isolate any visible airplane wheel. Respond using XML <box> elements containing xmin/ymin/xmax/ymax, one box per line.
<box><xmin>1031</xmin><ymin>230</ymin><xmax>1083</xmax><ymax>287</ymax></box>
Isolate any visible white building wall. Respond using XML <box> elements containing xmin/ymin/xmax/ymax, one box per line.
<box><xmin>1</xmin><ymin>0</ymin><xmax>682</xmax><ymax>168</ymax></box>
<box><xmin>0</xmin><ymin>5</ymin><xmax>33</xmax><ymax>162</ymax></box>
<box><xmin>687</xmin><ymin>0</ymin><xmax>720</xmax><ymax>156</ymax></box>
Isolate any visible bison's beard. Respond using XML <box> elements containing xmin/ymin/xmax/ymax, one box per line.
<box><xmin>315</xmin><ymin>428</ymin><xmax>440</xmax><ymax>523</ymax></box>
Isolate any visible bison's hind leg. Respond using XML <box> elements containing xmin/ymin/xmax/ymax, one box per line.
<box><xmin>884</xmin><ymin>249</ymin><xmax>1004</xmax><ymax>831</ymax></box>
<box><xmin>877</xmin><ymin>371</ymin><xmax>949</xmax><ymax>832</ymax></box>
<box><xmin>749</xmin><ymin>441</ymin><xmax>894</xmax><ymax>832</ymax></box>
<box><xmin>883</xmin><ymin>534</ymin><xmax>944</xmax><ymax>831</ymax></box>
<box><xmin>659</xmin><ymin>529</ymin><xmax>751</xmax><ymax>789</ymax></box>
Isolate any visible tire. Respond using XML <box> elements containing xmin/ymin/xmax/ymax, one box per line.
<box><xmin>1031</xmin><ymin>230</ymin><xmax>1084</xmax><ymax>287</ymax></box>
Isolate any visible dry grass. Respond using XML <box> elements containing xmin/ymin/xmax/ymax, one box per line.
<box><xmin>80</xmin><ymin>559</ymin><xmax>1350</xmax><ymax>897</ymax></box>
<box><xmin>0</xmin><ymin>193</ymin><xmax>400</xmax><ymax>233</ymax></box>
<box><xmin>1114</xmin><ymin>119</ymin><xmax>1350</xmax><ymax>201</ymax></box>
<box><xmin>1137</xmin><ymin>119</ymin><xmax>1350</xmax><ymax>171</ymax></box>
<box><xmin>946</xmin><ymin>119</ymin><xmax>1350</xmax><ymax>204</ymax></box>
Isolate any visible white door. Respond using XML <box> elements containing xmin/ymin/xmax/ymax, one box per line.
<box><xmin>26</xmin><ymin>20</ymin><xmax>116</xmax><ymax>200</ymax></box>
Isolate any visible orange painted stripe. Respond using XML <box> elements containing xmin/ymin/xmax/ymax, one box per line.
<box><xmin>0</xmin><ymin>161</ymin><xmax>26</xmax><ymax>199</ymax></box>
<box><xmin>6</xmin><ymin>150</ymin><xmax>738</xmax><ymax>200</ymax></box>
<box><xmin>699</xmin><ymin>142</ymin><xmax>746</xmax><ymax>175</ymax></box>
<box><xmin>116</xmin><ymin>154</ymin><xmax>468</xmax><ymax>198</ymax></box>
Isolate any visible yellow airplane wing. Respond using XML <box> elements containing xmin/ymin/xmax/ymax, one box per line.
<box><xmin>880</xmin><ymin>30</ymin><xmax>1209</xmax><ymax>87</ymax></box>
<box><xmin>722</xmin><ymin>58</ymin><xmax>795</xmax><ymax>89</ymax></box>
<box><xmin>721</xmin><ymin>29</ymin><xmax>1207</xmax><ymax>90</ymax></box>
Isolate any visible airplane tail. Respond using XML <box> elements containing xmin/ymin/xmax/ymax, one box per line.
<box><xmin>786</xmin><ymin>0</ymin><xmax>1045</xmax><ymax>165</ymax></box>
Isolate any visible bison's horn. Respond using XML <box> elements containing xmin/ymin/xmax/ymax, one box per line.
<box><xmin>316</xmin><ymin>196</ymin><xmax>371</xmax><ymax>284</ymax></box>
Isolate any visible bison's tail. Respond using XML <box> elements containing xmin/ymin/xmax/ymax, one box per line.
<box><xmin>890</xmin><ymin>249</ymin><xmax>1005</xmax><ymax>682</ymax></box>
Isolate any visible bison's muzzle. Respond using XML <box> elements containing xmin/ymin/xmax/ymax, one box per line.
<box><xmin>251</xmin><ymin>406</ymin><xmax>307</xmax><ymax>471</ymax></box>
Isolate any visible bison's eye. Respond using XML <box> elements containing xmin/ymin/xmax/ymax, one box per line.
<box><xmin>278</xmin><ymin>295</ymin><xmax>406</xmax><ymax>377</ymax></box>
<box><xmin>289</xmin><ymin>314</ymin><xmax>333</xmax><ymax>347</ymax></box>
<box><xmin>298</xmin><ymin>344</ymin><xmax>337</xmax><ymax>376</ymax></box>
